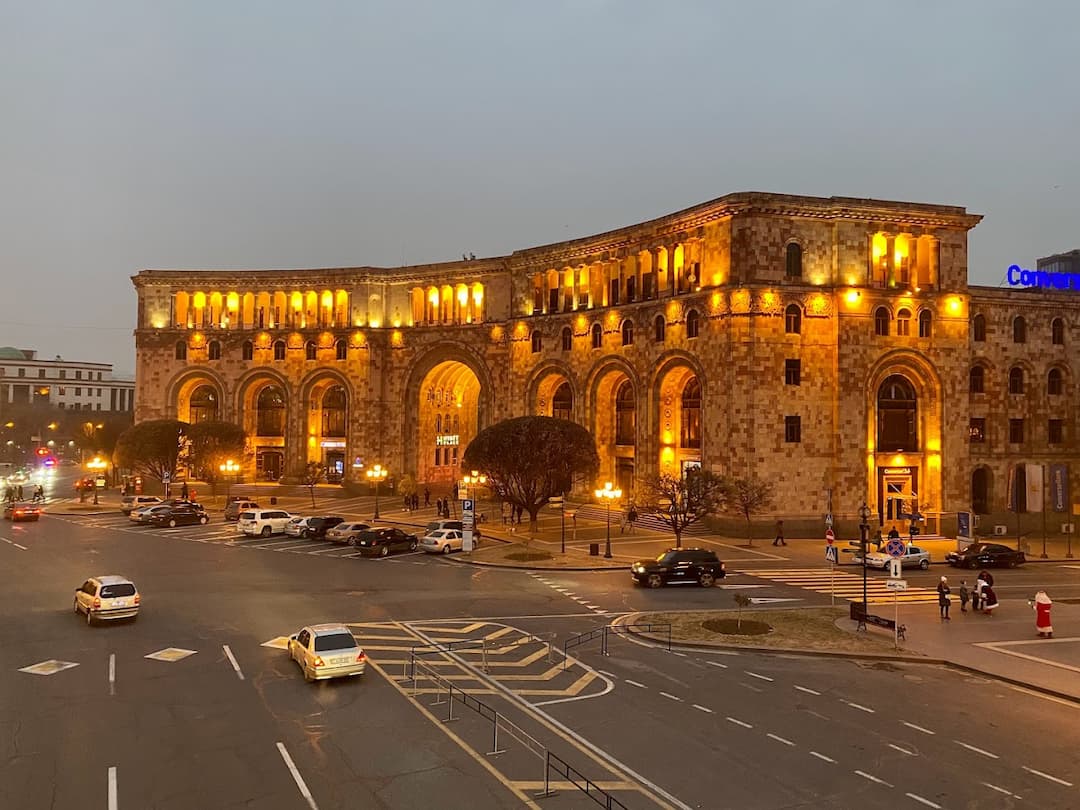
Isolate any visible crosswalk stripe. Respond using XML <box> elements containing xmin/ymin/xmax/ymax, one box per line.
<box><xmin>745</xmin><ymin>569</ymin><xmax>939</xmax><ymax>604</ymax></box>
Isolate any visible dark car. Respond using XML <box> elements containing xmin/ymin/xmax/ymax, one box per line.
<box><xmin>224</xmin><ymin>499</ymin><xmax>260</xmax><ymax>522</ymax></box>
<box><xmin>945</xmin><ymin>542</ymin><xmax>1026</xmax><ymax>569</ymax></box>
<box><xmin>147</xmin><ymin>503</ymin><xmax>210</xmax><ymax>528</ymax></box>
<box><xmin>301</xmin><ymin>515</ymin><xmax>345</xmax><ymax>540</ymax></box>
<box><xmin>4</xmin><ymin>502</ymin><xmax>42</xmax><ymax>522</ymax></box>
<box><xmin>354</xmin><ymin>527</ymin><xmax>419</xmax><ymax>557</ymax></box>
<box><xmin>631</xmin><ymin>548</ymin><xmax>726</xmax><ymax>588</ymax></box>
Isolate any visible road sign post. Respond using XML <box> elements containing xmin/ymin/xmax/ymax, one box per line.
<box><xmin>885</xmin><ymin>579</ymin><xmax>907</xmax><ymax>650</ymax></box>
<box><xmin>462</xmin><ymin>498</ymin><xmax>475</xmax><ymax>553</ymax></box>
<box><xmin>824</xmin><ymin>537</ymin><xmax>838</xmax><ymax>607</ymax></box>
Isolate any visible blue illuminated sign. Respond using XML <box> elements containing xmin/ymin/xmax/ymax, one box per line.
<box><xmin>1007</xmin><ymin>264</ymin><xmax>1080</xmax><ymax>291</ymax></box>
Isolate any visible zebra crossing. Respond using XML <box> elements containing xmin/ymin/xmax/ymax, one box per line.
<box><xmin>745</xmin><ymin>567</ymin><xmax>940</xmax><ymax>604</ymax></box>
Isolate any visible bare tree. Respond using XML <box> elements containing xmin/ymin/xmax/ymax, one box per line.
<box><xmin>114</xmin><ymin>419</ymin><xmax>187</xmax><ymax>488</ymax></box>
<box><xmin>721</xmin><ymin>476</ymin><xmax>776</xmax><ymax>547</ymax></box>
<box><xmin>640</xmin><ymin>469</ymin><xmax>726</xmax><ymax>548</ymax></box>
<box><xmin>303</xmin><ymin>462</ymin><xmax>324</xmax><ymax>509</ymax></box>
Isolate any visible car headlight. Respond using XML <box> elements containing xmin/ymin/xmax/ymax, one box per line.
<box><xmin>634</xmin><ymin>565</ymin><xmax>645</xmax><ymax>573</ymax></box>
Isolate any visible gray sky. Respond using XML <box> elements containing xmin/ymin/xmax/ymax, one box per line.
<box><xmin>3</xmin><ymin>0</ymin><xmax>1077</xmax><ymax>376</ymax></box>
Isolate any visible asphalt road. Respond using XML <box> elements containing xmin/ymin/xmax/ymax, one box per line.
<box><xmin>2</xmin><ymin>507</ymin><xmax>1079</xmax><ymax>809</ymax></box>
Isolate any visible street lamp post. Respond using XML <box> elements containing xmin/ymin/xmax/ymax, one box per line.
<box><xmin>857</xmin><ymin>501</ymin><xmax>872</xmax><ymax>632</ymax></box>
<box><xmin>219</xmin><ymin>459</ymin><xmax>240</xmax><ymax>501</ymax></box>
<box><xmin>367</xmin><ymin>464</ymin><xmax>387</xmax><ymax>520</ymax></box>
<box><xmin>86</xmin><ymin>457</ymin><xmax>108</xmax><ymax>505</ymax></box>
<box><xmin>462</xmin><ymin>470</ymin><xmax>487</xmax><ymax>520</ymax></box>
<box><xmin>594</xmin><ymin>481</ymin><xmax>622</xmax><ymax>559</ymax></box>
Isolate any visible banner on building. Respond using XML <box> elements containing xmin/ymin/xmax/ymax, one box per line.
<box><xmin>1007</xmin><ymin>464</ymin><xmax>1017</xmax><ymax>512</ymax></box>
<box><xmin>1025</xmin><ymin>464</ymin><xmax>1044</xmax><ymax>512</ymax></box>
<box><xmin>1051</xmin><ymin>464</ymin><xmax>1069</xmax><ymax>513</ymax></box>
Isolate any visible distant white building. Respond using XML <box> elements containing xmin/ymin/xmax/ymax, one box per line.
<box><xmin>0</xmin><ymin>347</ymin><xmax>134</xmax><ymax>413</ymax></box>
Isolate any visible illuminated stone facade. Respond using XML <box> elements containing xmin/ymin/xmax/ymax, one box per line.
<box><xmin>132</xmin><ymin>192</ymin><xmax>1080</xmax><ymax>530</ymax></box>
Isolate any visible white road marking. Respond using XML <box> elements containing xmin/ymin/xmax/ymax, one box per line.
<box><xmin>625</xmin><ymin>679</ymin><xmax>647</xmax><ymax>688</ymax></box>
<box><xmin>843</xmin><ymin>700</ymin><xmax>873</xmax><ymax>713</ymax></box>
<box><xmin>108</xmin><ymin>654</ymin><xmax>115</xmax><ymax>696</ymax></box>
<box><xmin>903</xmin><ymin>721</ymin><xmax>935</xmax><ymax>735</ymax></box>
<box><xmin>905</xmin><ymin>793</ymin><xmax>941</xmax><ymax>808</ymax></box>
<box><xmin>706</xmin><ymin>660</ymin><xmax>728</xmax><ymax>669</ymax></box>
<box><xmin>809</xmin><ymin>751</ymin><xmax>835</xmax><ymax>763</ymax></box>
<box><xmin>13</xmin><ymin>542</ymin><xmax>27</xmax><ymax>550</ymax></box>
<box><xmin>746</xmin><ymin>671</ymin><xmax>773</xmax><ymax>682</ymax></box>
<box><xmin>955</xmin><ymin>740</ymin><xmax>998</xmax><ymax>759</ymax></box>
<box><xmin>276</xmin><ymin>742</ymin><xmax>318</xmax><ymax>809</ymax></box>
<box><xmin>794</xmin><ymin>685</ymin><xmax>820</xmax><ymax>696</ymax></box>
<box><xmin>598</xmin><ymin>670</ymin><xmax>617</xmax><ymax>678</ymax></box>
<box><xmin>854</xmin><ymin>770</ymin><xmax>893</xmax><ymax>788</ymax></box>
<box><xmin>692</xmin><ymin>704</ymin><xmax>713</xmax><ymax>714</ymax></box>
<box><xmin>888</xmin><ymin>743</ymin><xmax>916</xmax><ymax>756</ymax></box>
<box><xmin>766</xmin><ymin>733</ymin><xmax>795</xmax><ymax>746</ymax></box>
<box><xmin>671</xmin><ymin>651</ymin><xmax>686</xmax><ymax>657</ymax></box>
<box><xmin>1022</xmin><ymin>765</ymin><xmax>1073</xmax><ymax>787</ymax></box>
<box><xmin>659</xmin><ymin>691</ymin><xmax>682</xmax><ymax>702</ymax></box>
<box><xmin>108</xmin><ymin>766</ymin><xmax>117</xmax><ymax>810</ymax></box>
<box><xmin>982</xmin><ymin>782</ymin><xmax>1021</xmax><ymax>798</ymax></box>
<box><xmin>726</xmin><ymin>717</ymin><xmax>753</xmax><ymax>729</ymax></box>
<box><xmin>223</xmin><ymin>644</ymin><xmax>244</xmax><ymax>680</ymax></box>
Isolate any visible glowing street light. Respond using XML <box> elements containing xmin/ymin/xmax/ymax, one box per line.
<box><xmin>219</xmin><ymin>459</ymin><xmax>240</xmax><ymax>500</ymax></box>
<box><xmin>594</xmin><ymin>481</ymin><xmax>623</xmax><ymax>559</ymax></box>
<box><xmin>366</xmin><ymin>464</ymin><xmax>388</xmax><ymax>520</ymax></box>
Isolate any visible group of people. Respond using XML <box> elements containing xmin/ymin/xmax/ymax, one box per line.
<box><xmin>3</xmin><ymin>483</ymin><xmax>44</xmax><ymax>503</ymax></box>
<box><xmin>937</xmin><ymin>571</ymin><xmax>1002</xmax><ymax>620</ymax></box>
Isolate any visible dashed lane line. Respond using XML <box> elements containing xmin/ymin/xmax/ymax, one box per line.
<box><xmin>1022</xmin><ymin>765</ymin><xmax>1073</xmax><ymax>787</ymax></box>
<box><xmin>854</xmin><ymin>770</ymin><xmax>893</xmax><ymax>788</ymax></box>
<box><xmin>223</xmin><ymin>644</ymin><xmax>244</xmax><ymax>680</ymax></box>
<box><xmin>905</xmin><ymin>793</ymin><xmax>941</xmax><ymax>808</ymax></box>
<box><xmin>843</xmin><ymin>700</ymin><xmax>874</xmax><ymax>713</ymax></box>
<box><xmin>692</xmin><ymin>704</ymin><xmax>713</xmax><ymax>714</ymax></box>
<box><xmin>794</xmin><ymin>685</ymin><xmax>820</xmax><ymax>696</ymax></box>
<box><xmin>954</xmin><ymin>740</ymin><xmax>998</xmax><ymax>759</ymax></box>
<box><xmin>706</xmin><ymin>660</ymin><xmax>728</xmax><ymax>669</ymax></box>
<box><xmin>903</xmin><ymin>721</ymin><xmax>935</xmax><ymax>735</ymax></box>
<box><xmin>276</xmin><ymin>742</ymin><xmax>319</xmax><ymax>810</ymax></box>
<box><xmin>983</xmin><ymin>782</ymin><xmax>1022</xmax><ymax>799</ymax></box>
<box><xmin>625</xmin><ymin>680</ymin><xmax>647</xmax><ymax>689</ymax></box>
<box><xmin>659</xmin><ymin>691</ymin><xmax>682</xmax><ymax>702</ymax></box>
<box><xmin>888</xmin><ymin>743</ymin><xmax>916</xmax><ymax>756</ymax></box>
<box><xmin>746</xmin><ymin>671</ymin><xmax>773</xmax><ymax>682</ymax></box>
<box><xmin>766</xmin><ymin>733</ymin><xmax>795</xmax><ymax>747</ymax></box>
<box><xmin>108</xmin><ymin>766</ymin><xmax>117</xmax><ymax>810</ymax></box>
<box><xmin>726</xmin><ymin>717</ymin><xmax>753</xmax><ymax>729</ymax></box>
<box><xmin>809</xmin><ymin>751</ymin><xmax>836</xmax><ymax>764</ymax></box>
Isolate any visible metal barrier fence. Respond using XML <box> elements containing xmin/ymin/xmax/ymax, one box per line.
<box><xmin>563</xmin><ymin>622</ymin><xmax>672</xmax><ymax>667</ymax></box>
<box><xmin>545</xmin><ymin>750</ymin><xmax>630</xmax><ymax>810</ymax></box>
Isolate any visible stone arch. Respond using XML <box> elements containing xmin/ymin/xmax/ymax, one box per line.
<box><xmin>586</xmin><ymin>355</ymin><xmax>643</xmax><ymax>494</ymax></box>
<box><xmin>525</xmin><ymin>360</ymin><xmax>579</xmax><ymax>420</ymax></box>
<box><xmin>165</xmin><ymin>368</ymin><xmax>230</xmax><ymax>423</ymax></box>
<box><xmin>299</xmin><ymin>368</ymin><xmax>355</xmax><ymax>476</ymax></box>
<box><xmin>651</xmin><ymin>351</ymin><xmax>708</xmax><ymax>478</ymax></box>
<box><xmin>234</xmin><ymin>368</ymin><xmax>293</xmax><ymax>481</ymax></box>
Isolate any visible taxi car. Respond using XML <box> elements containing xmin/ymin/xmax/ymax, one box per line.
<box><xmin>4</xmin><ymin>502</ymin><xmax>42</xmax><ymax>522</ymax></box>
<box><xmin>859</xmin><ymin>545</ymin><xmax>931</xmax><ymax>570</ymax></box>
<box><xmin>287</xmin><ymin>624</ymin><xmax>366</xmax><ymax>682</ymax></box>
<box><xmin>74</xmin><ymin>575</ymin><xmax>140</xmax><ymax>625</ymax></box>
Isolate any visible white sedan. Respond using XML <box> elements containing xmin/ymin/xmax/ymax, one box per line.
<box><xmin>860</xmin><ymin>545</ymin><xmax>931</xmax><ymax>570</ymax></box>
<box><xmin>287</xmin><ymin>624</ymin><xmax>366</xmax><ymax>682</ymax></box>
<box><xmin>419</xmin><ymin>528</ymin><xmax>474</xmax><ymax>554</ymax></box>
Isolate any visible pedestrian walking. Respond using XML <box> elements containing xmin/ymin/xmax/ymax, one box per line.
<box><xmin>887</xmin><ymin>525</ymin><xmax>900</xmax><ymax>541</ymax></box>
<box><xmin>451</xmin><ymin>482</ymin><xmax>459</xmax><ymax>502</ymax></box>
<box><xmin>873</xmin><ymin>528</ymin><xmax>884</xmax><ymax>551</ymax></box>
<box><xmin>972</xmin><ymin>575</ymin><xmax>984</xmax><ymax>611</ymax></box>
<box><xmin>16</xmin><ymin>484</ymin><xmax>24</xmax><ymax>501</ymax></box>
<box><xmin>958</xmin><ymin>580</ymin><xmax>970</xmax><ymax>613</ymax></box>
<box><xmin>937</xmin><ymin>576</ymin><xmax>951</xmax><ymax>620</ymax></box>
<box><xmin>1031</xmin><ymin>591</ymin><xmax>1053</xmax><ymax>638</ymax></box>
<box><xmin>773</xmin><ymin>519</ymin><xmax>786</xmax><ymax>546</ymax></box>
<box><xmin>412</xmin><ymin>493</ymin><xmax>419</xmax><ymax>511</ymax></box>
<box><xmin>627</xmin><ymin>504</ymin><xmax>638</xmax><ymax>532</ymax></box>
<box><xmin>424</xmin><ymin>488</ymin><xmax>430</xmax><ymax>507</ymax></box>
<box><xmin>180</xmin><ymin>481</ymin><xmax>189</xmax><ymax>500</ymax></box>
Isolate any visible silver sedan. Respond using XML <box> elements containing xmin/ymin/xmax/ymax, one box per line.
<box><xmin>287</xmin><ymin>624</ymin><xmax>366</xmax><ymax>682</ymax></box>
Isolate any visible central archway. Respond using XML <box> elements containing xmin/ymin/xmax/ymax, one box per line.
<box><xmin>414</xmin><ymin>360</ymin><xmax>484</xmax><ymax>486</ymax></box>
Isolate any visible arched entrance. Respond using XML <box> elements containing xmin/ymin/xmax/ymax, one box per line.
<box><xmin>188</xmin><ymin>385</ymin><xmax>219</xmax><ymax>424</ymax></box>
<box><xmin>415</xmin><ymin>360</ymin><xmax>483</xmax><ymax>486</ymax></box>
<box><xmin>170</xmin><ymin>373</ymin><xmax>226</xmax><ymax>424</ymax></box>
<box><xmin>591</xmin><ymin>365</ymin><xmax>638</xmax><ymax>495</ymax></box>
<box><xmin>304</xmin><ymin>377</ymin><xmax>350</xmax><ymax>483</ymax></box>
<box><xmin>239</xmin><ymin>377</ymin><xmax>289</xmax><ymax>482</ymax></box>
<box><xmin>654</xmin><ymin>362</ymin><xmax>702</xmax><ymax>478</ymax></box>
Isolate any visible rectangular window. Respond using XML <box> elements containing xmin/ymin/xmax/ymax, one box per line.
<box><xmin>784</xmin><ymin>359</ymin><xmax>801</xmax><ymax>386</ymax></box>
<box><xmin>58</xmin><ymin>386</ymin><xmax>66</xmax><ymax>395</ymax></box>
<box><xmin>1009</xmin><ymin>418</ymin><xmax>1024</xmax><ymax>444</ymax></box>
<box><xmin>17</xmin><ymin>368</ymin><xmax>24</xmax><ymax>377</ymax></box>
<box><xmin>75</xmin><ymin>370</ymin><xmax>82</xmax><ymax>380</ymax></box>
<box><xmin>1049</xmin><ymin>419</ymin><xmax>1064</xmax><ymax>445</ymax></box>
<box><xmin>784</xmin><ymin>415</ymin><xmax>801</xmax><ymax>443</ymax></box>
<box><xmin>75</xmin><ymin>388</ymin><xmax>81</xmax><ymax>396</ymax></box>
<box><xmin>38</xmin><ymin>369</ymin><xmax>44</xmax><ymax>378</ymax></box>
<box><xmin>434</xmin><ymin>449</ymin><xmax>441</xmax><ymax>467</ymax></box>
<box><xmin>968</xmin><ymin>418</ymin><xmax>986</xmax><ymax>443</ymax></box>
<box><xmin>59</xmin><ymin>370</ymin><xmax>66</xmax><ymax>379</ymax></box>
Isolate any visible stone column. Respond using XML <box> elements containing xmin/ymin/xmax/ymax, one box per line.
<box><xmin>885</xmin><ymin>235</ymin><xmax>895</xmax><ymax>288</ymax></box>
<box><xmin>928</xmin><ymin>237</ymin><xmax>940</xmax><ymax>288</ymax></box>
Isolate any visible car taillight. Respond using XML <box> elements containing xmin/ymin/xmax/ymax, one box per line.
<box><xmin>356</xmin><ymin>651</ymin><xmax>366</xmax><ymax>662</ymax></box>
<box><xmin>93</xmin><ymin>598</ymin><xmax>101</xmax><ymax>608</ymax></box>
<box><xmin>134</xmin><ymin>594</ymin><xmax>141</xmax><ymax>605</ymax></box>
<box><xmin>313</xmin><ymin>656</ymin><xmax>325</xmax><ymax>668</ymax></box>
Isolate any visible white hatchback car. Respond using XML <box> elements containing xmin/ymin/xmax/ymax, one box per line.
<box><xmin>419</xmin><ymin>528</ymin><xmax>471</xmax><ymax>554</ymax></box>
<box><xmin>237</xmin><ymin>509</ymin><xmax>293</xmax><ymax>537</ymax></box>
<box><xmin>287</xmin><ymin>624</ymin><xmax>367</xmax><ymax>682</ymax></box>
<box><xmin>74</xmin><ymin>575</ymin><xmax>140</xmax><ymax>625</ymax></box>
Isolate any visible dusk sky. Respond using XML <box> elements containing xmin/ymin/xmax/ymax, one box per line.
<box><xmin>3</xmin><ymin>1</ymin><xmax>1077</xmax><ymax>376</ymax></box>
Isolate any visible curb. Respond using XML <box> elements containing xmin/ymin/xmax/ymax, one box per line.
<box><xmin>440</xmin><ymin>555</ymin><xmax>627</xmax><ymax>573</ymax></box>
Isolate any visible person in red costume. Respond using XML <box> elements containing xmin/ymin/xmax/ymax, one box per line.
<box><xmin>1032</xmin><ymin>591</ymin><xmax>1053</xmax><ymax>638</ymax></box>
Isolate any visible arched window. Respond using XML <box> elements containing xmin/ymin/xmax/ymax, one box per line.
<box><xmin>1013</xmin><ymin>315</ymin><xmax>1027</xmax><ymax>344</ymax></box>
<box><xmin>189</xmin><ymin>385</ymin><xmax>218</xmax><ymax>424</ymax></box>
<box><xmin>654</xmin><ymin>315</ymin><xmax>666</xmax><ymax>343</ymax></box>
<box><xmin>552</xmin><ymin>382</ymin><xmax>573</xmax><ymax>421</ymax></box>
<box><xmin>1009</xmin><ymin>367</ymin><xmax>1025</xmax><ymax>395</ymax></box>
<box><xmin>680</xmin><ymin>377</ymin><xmax>702</xmax><ymax>449</ymax></box>
<box><xmin>896</xmin><ymin>308</ymin><xmax>912</xmax><ymax>336</ymax></box>
<box><xmin>687</xmin><ymin>309</ymin><xmax>701</xmax><ymax>339</ymax></box>
<box><xmin>305</xmin><ymin>340</ymin><xmax>317</xmax><ymax>361</ymax></box>
<box><xmin>877</xmin><ymin>375</ymin><xmax>917</xmax><ymax>451</ymax></box>
<box><xmin>335</xmin><ymin>340</ymin><xmax>347</xmax><ymax>361</ymax></box>
<box><xmin>273</xmin><ymin>340</ymin><xmax>286</xmax><ymax>361</ymax></box>
<box><xmin>1048</xmin><ymin>368</ymin><xmax>1064</xmax><ymax>396</ymax></box>
<box><xmin>1052</xmin><ymin>317</ymin><xmax>1065</xmax><ymax>345</ymax></box>
<box><xmin>918</xmin><ymin>310</ymin><xmax>932</xmax><ymax>338</ymax></box>
<box><xmin>560</xmin><ymin>326</ymin><xmax>572</xmax><ymax>352</ymax></box>
<box><xmin>242</xmin><ymin>340</ymin><xmax>254</xmax><ymax>361</ymax></box>
<box><xmin>435</xmin><ymin>414</ymin><xmax>441</xmax><ymax>433</ymax></box>
<box><xmin>615</xmin><ymin>380</ymin><xmax>635</xmax><ymax>446</ymax></box>
<box><xmin>591</xmin><ymin>323</ymin><xmax>603</xmax><ymax>349</ymax></box>
<box><xmin>972</xmin><ymin>313</ymin><xmax>986</xmax><ymax>342</ymax></box>
<box><xmin>785</xmin><ymin>243</ymin><xmax>803</xmax><ymax>280</ymax></box>
<box><xmin>621</xmin><ymin>319</ymin><xmax>634</xmax><ymax>346</ymax></box>
<box><xmin>530</xmin><ymin>330</ymin><xmax>542</xmax><ymax>353</ymax></box>
<box><xmin>874</xmin><ymin>307</ymin><xmax>890</xmax><ymax>337</ymax></box>
<box><xmin>207</xmin><ymin>340</ymin><xmax>221</xmax><ymax>361</ymax></box>
<box><xmin>175</xmin><ymin>341</ymin><xmax>187</xmax><ymax>361</ymax></box>
<box><xmin>784</xmin><ymin>305</ymin><xmax>801</xmax><ymax>335</ymax></box>
<box><xmin>971</xmin><ymin>468</ymin><xmax>991</xmax><ymax>515</ymax></box>
<box><xmin>321</xmin><ymin>385</ymin><xmax>347</xmax><ymax>437</ymax></box>
<box><xmin>256</xmin><ymin>386</ymin><xmax>286</xmax><ymax>436</ymax></box>
<box><xmin>969</xmin><ymin>366</ymin><xmax>985</xmax><ymax>394</ymax></box>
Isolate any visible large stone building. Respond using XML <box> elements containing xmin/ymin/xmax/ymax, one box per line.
<box><xmin>131</xmin><ymin>192</ymin><xmax>1078</xmax><ymax>533</ymax></box>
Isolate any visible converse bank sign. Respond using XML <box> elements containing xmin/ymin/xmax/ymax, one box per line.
<box><xmin>1008</xmin><ymin>264</ymin><xmax>1080</xmax><ymax>290</ymax></box>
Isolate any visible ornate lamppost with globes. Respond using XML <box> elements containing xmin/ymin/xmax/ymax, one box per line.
<box><xmin>462</xmin><ymin>470</ymin><xmax>487</xmax><ymax>520</ymax></box>
<box><xmin>595</xmin><ymin>481</ymin><xmax>622</xmax><ymax>559</ymax></box>
<box><xmin>858</xmin><ymin>501</ymin><xmax>872</xmax><ymax>631</ymax></box>
<box><xmin>219</xmin><ymin>459</ymin><xmax>240</xmax><ymax>501</ymax></box>
<box><xmin>367</xmin><ymin>464</ymin><xmax>388</xmax><ymax>521</ymax></box>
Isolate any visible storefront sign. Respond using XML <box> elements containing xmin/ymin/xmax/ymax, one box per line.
<box><xmin>881</xmin><ymin>467</ymin><xmax>911</xmax><ymax>475</ymax></box>
<box><xmin>435</xmin><ymin>435</ymin><xmax>460</xmax><ymax>446</ymax></box>
<box><xmin>1007</xmin><ymin>263</ymin><xmax>1080</xmax><ymax>290</ymax></box>
<box><xmin>1051</xmin><ymin>464</ymin><xmax>1069</xmax><ymax>513</ymax></box>
<box><xmin>319</xmin><ymin>440</ymin><xmax>346</xmax><ymax>448</ymax></box>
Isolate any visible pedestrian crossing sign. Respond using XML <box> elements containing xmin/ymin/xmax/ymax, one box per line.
<box><xmin>825</xmin><ymin>545</ymin><xmax>839</xmax><ymax>564</ymax></box>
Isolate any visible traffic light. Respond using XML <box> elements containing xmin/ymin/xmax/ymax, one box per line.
<box><xmin>35</xmin><ymin>447</ymin><xmax>49</xmax><ymax>457</ymax></box>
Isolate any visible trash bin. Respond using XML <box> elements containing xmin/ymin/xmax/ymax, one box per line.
<box><xmin>589</xmin><ymin>542</ymin><xmax>600</xmax><ymax>557</ymax></box>
<box><xmin>269</xmin><ymin>496</ymin><xmax>278</xmax><ymax>505</ymax></box>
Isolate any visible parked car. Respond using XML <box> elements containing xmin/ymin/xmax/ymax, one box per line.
<box><xmin>224</xmin><ymin>499</ymin><xmax>260</xmax><ymax>522</ymax></box>
<box><xmin>4</xmin><ymin>502</ymin><xmax>42</xmax><ymax>522</ymax></box>
<box><xmin>120</xmin><ymin>495</ymin><xmax>162</xmax><ymax>515</ymax></box>
<box><xmin>73</xmin><ymin>575</ymin><xmax>140</xmax><ymax>625</ymax></box>
<box><xmin>300</xmin><ymin>515</ymin><xmax>345</xmax><ymax>540</ymax></box>
<box><xmin>284</xmin><ymin>516</ymin><xmax>310</xmax><ymax>538</ymax></box>
<box><xmin>146</xmin><ymin>503</ymin><xmax>210</xmax><ymax>527</ymax></box>
<box><xmin>946</xmin><ymin>542</ymin><xmax>1026</xmax><ymax>569</ymax></box>
<box><xmin>353</xmin><ymin>527</ymin><xmax>419</xmax><ymax>557</ymax></box>
<box><xmin>423</xmin><ymin>519</ymin><xmax>480</xmax><ymax>542</ymax></box>
<box><xmin>419</xmin><ymin>528</ymin><xmax>471</xmax><ymax>554</ymax></box>
<box><xmin>326</xmin><ymin>521</ymin><xmax>373</xmax><ymax>545</ymax></box>
<box><xmin>237</xmin><ymin>509</ymin><xmax>294</xmax><ymax>537</ymax></box>
<box><xmin>287</xmin><ymin>624</ymin><xmax>366</xmax><ymax>683</ymax></box>
<box><xmin>631</xmin><ymin>548</ymin><xmax>726</xmax><ymax>588</ymax></box>
<box><xmin>131</xmin><ymin>504</ymin><xmax>174</xmax><ymax>524</ymax></box>
<box><xmin>859</xmin><ymin>545</ymin><xmax>931</xmax><ymax>570</ymax></box>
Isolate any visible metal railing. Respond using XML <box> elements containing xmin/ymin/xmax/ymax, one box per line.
<box><xmin>544</xmin><ymin>750</ymin><xmax>630</xmax><ymax>809</ymax></box>
<box><xmin>562</xmin><ymin>622</ymin><xmax>673</xmax><ymax>668</ymax></box>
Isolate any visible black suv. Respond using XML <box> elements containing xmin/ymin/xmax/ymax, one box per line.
<box><xmin>631</xmin><ymin>548</ymin><xmax>726</xmax><ymax>588</ymax></box>
<box><xmin>301</xmin><ymin>515</ymin><xmax>345</xmax><ymax>539</ymax></box>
